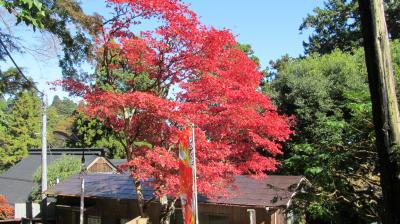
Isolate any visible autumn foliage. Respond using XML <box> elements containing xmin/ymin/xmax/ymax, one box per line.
<box><xmin>60</xmin><ymin>0</ymin><xmax>293</xmax><ymax>198</ymax></box>
<box><xmin>0</xmin><ymin>195</ymin><xmax>13</xmax><ymax>220</ymax></box>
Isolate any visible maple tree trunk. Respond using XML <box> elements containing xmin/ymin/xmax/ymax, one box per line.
<box><xmin>134</xmin><ymin>179</ymin><xmax>146</xmax><ymax>218</ymax></box>
<box><xmin>126</xmin><ymin>143</ymin><xmax>147</xmax><ymax>219</ymax></box>
<box><xmin>159</xmin><ymin>197</ymin><xmax>178</xmax><ymax>224</ymax></box>
<box><xmin>358</xmin><ymin>0</ymin><xmax>400</xmax><ymax>223</ymax></box>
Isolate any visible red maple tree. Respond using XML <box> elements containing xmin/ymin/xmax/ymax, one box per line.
<box><xmin>59</xmin><ymin>0</ymin><xmax>293</xmax><ymax>222</ymax></box>
<box><xmin>0</xmin><ymin>195</ymin><xmax>13</xmax><ymax>220</ymax></box>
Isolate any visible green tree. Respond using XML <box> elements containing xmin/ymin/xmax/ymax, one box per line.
<box><xmin>0</xmin><ymin>97</ymin><xmax>11</xmax><ymax>172</ymax></box>
<box><xmin>67</xmin><ymin>112</ymin><xmax>125</xmax><ymax>159</ymax></box>
<box><xmin>267</xmin><ymin>43</ymin><xmax>400</xmax><ymax>222</ymax></box>
<box><xmin>30</xmin><ymin>155</ymin><xmax>81</xmax><ymax>201</ymax></box>
<box><xmin>237</xmin><ymin>43</ymin><xmax>261</xmax><ymax>67</ymax></box>
<box><xmin>0</xmin><ymin>90</ymin><xmax>41</xmax><ymax>170</ymax></box>
<box><xmin>300</xmin><ymin>0</ymin><xmax>400</xmax><ymax>54</ymax></box>
<box><xmin>50</xmin><ymin>96</ymin><xmax>76</xmax><ymax>116</ymax></box>
<box><xmin>46</xmin><ymin>96</ymin><xmax>77</xmax><ymax>147</ymax></box>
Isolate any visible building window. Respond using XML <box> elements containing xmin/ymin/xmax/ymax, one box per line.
<box><xmin>88</xmin><ymin>215</ymin><xmax>101</xmax><ymax>224</ymax></box>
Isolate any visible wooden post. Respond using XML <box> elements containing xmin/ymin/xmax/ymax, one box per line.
<box><xmin>358</xmin><ymin>0</ymin><xmax>400</xmax><ymax>223</ymax></box>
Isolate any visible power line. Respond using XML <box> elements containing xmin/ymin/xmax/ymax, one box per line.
<box><xmin>0</xmin><ymin>37</ymin><xmax>42</xmax><ymax>95</ymax></box>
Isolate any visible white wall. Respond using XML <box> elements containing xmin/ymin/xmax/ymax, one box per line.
<box><xmin>14</xmin><ymin>202</ymin><xmax>40</xmax><ymax>219</ymax></box>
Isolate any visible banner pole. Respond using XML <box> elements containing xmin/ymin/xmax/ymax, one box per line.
<box><xmin>191</xmin><ymin>124</ymin><xmax>199</xmax><ymax>224</ymax></box>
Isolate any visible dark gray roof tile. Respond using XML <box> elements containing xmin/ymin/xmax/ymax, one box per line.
<box><xmin>46</xmin><ymin>174</ymin><xmax>304</xmax><ymax>207</ymax></box>
<box><xmin>0</xmin><ymin>152</ymin><xmax>99</xmax><ymax>204</ymax></box>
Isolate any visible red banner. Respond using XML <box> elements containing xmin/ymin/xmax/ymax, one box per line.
<box><xmin>179</xmin><ymin>129</ymin><xmax>197</xmax><ymax>224</ymax></box>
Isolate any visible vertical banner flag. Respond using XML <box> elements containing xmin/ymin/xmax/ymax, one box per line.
<box><xmin>179</xmin><ymin>127</ymin><xmax>198</xmax><ymax>224</ymax></box>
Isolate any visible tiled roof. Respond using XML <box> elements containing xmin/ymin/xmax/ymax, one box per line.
<box><xmin>47</xmin><ymin>173</ymin><xmax>154</xmax><ymax>201</ymax></box>
<box><xmin>203</xmin><ymin>175</ymin><xmax>304</xmax><ymax>207</ymax></box>
<box><xmin>46</xmin><ymin>173</ymin><xmax>304</xmax><ymax>207</ymax></box>
<box><xmin>0</xmin><ymin>149</ymin><xmax>103</xmax><ymax>204</ymax></box>
<box><xmin>109</xmin><ymin>159</ymin><xmax>127</xmax><ymax>167</ymax></box>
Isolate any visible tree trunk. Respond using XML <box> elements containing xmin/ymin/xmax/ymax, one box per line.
<box><xmin>358</xmin><ymin>0</ymin><xmax>400</xmax><ymax>223</ymax></box>
<box><xmin>159</xmin><ymin>197</ymin><xmax>178</xmax><ymax>224</ymax></box>
<box><xmin>134</xmin><ymin>179</ymin><xmax>146</xmax><ymax>218</ymax></box>
<box><xmin>126</xmin><ymin>142</ymin><xmax>147</xmax><ymax>219</ymax></box>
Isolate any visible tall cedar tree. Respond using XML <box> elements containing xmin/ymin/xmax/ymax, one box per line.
<box><xmin>0</xmin><ymin>90</ymin><xmax>41</xmax><ymax>169</ymax></box>
<box><xmin>59</xmin><ymin>0</ymin><xmax>292</xmax><ymax>222</ymax></box>
<box><xmin>300</xmin><ymin>0</ymin><xmax>400</xmax><ymax>54</ymax></box>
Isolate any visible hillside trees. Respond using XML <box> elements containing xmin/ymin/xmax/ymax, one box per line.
<box><xmin>58</xmin><ymin>0</ymin><xmax>292</xmax><ymax>222</ymax></box>
<box><xmin>46</xmin><ymin>96</ymin><xmax>77</xmax><ymax>148</ymax></box>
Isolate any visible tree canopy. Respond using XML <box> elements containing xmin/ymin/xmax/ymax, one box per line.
<box><xmin>30</xmin><ymin>155</ymin><xmax>81</xmax><ymax>201</ymax></box>
<box><xmin>58</xmin><ymin>0</ymin><xmax>293</xmax><ymax>222</ymax></box>
<box><xmin>267</xmin><ymin>41</ymin><xmax>400</xmax><ymax>223</ymax></box>
<box><xmin>300</xmin><ymin>0</ymin><xmax>400</xmax><ymax>54</ymax></box>
<box><xmin>0</xmin><ymin>90</ymin><xmax>41</xmax><ymax>170</ymax></box>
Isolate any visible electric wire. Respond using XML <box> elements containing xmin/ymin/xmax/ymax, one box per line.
<box><xmin>0</xmin><ymin>37</ymin><xmax>42</xmax><ymax>95</ymax></box>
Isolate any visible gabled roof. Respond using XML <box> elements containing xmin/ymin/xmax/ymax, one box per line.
<box><xmin>46</xmin><ymin>173</ymin><xmax>305</xmax><ymax>208</ymax></box>
<box><xmin>109</xmin><ymin>159</ymin><xmax>127</xmax><ymax>167</ymax></box>
<box><xmin>0</xmin><ymin>149</ymin><xmax>104</xmax><ymax>204</ymax></box>
<box><xmin>203</xmin><ymin>175</ymin><xmax>305</xmax><ymax>207</ymax></box>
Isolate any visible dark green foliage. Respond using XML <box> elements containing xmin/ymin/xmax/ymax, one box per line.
<box><xmin>301</xmin><ymin>0</ymin><xmax>400</xmax><ymax>54</ymax></box>
<box><xmin>237</xmin><ymin>43</ymin><xmax>261</xmax><ymax>67</ymax></box>
<box><xmin>267</xmin><ymin>44</ymin><xmax>400</xmax><ymax>222</ymax></box>
<box><xmin>0</xmin><ymin>90</ymin><xmax>41</xmax><ymax>170</ymax></box>
<box><xmin>68</xmin><ymin>112</ymin><xmax>125</xmax><ymax>159</ymax></box>
<box><xmin>39</xmin><ymin>0</ymin><xmax>101</xmax><ymax>81</ymax></box>
<box><xmin>46</xmin><ymin>96</ymin><xmax>77</xmax><ymax>148</ymax></box>
<box><xmin>0</xmin><ymin>0</ymin><xmax>46</xmax><ymax>30</ymax></box>
<box><xmin>50</xmin><ymin>95</ymin><xmax>76</xmax><ymax>116</ymax></box>
<box><xmin>385</xmin><ymin>0</ymin><xmax>400</xmax><ymax>40</ymax></box>
<box><xmin>0</xmin><ymin>33</ymin><xmax>21</xmax><ymax>61</ymax></box>
<box><xmin>30</xmin><ymin>155</ymin><xmax>80</xmax><ymax>201</ymax></box>
<box><xmin>0</xmin><ymin>91</ymin><xmax>80</xmax><ymax>170</ymax></box>
<box><xmin>0</xmin><ymin>68</ymin><xmax>35</xmax><ymax>97</ymax></box>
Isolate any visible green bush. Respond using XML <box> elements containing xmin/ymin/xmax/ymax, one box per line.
<box><xmin>30</xmin><ymin>155</ymin><xmax>81</xmax><ymax>201</ymax></box>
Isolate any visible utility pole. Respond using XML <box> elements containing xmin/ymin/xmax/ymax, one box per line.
<box><xmin>41</xmin><ymin>91</ymin><xmax>47</xmax><ymax>199</ymax></box>
<box><xmin>358</xmin><ymin>0</ymin><xmax>400</xmax><ymax>223</ymax></box>
<box><xmin>41</xmin><ymin>91</ymin><xmax>48</xmax><ymax>224</ymax></box>
<box><xmin>80</xmin><ymin>149</ymin><xmax>86</xmax><ymax>224</ymax></box>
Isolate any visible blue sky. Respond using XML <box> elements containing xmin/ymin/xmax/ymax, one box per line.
<box><xmin>3</xmin><ymin>0</ymin><xmax>322</xmax><ymax>101</ymax></box>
